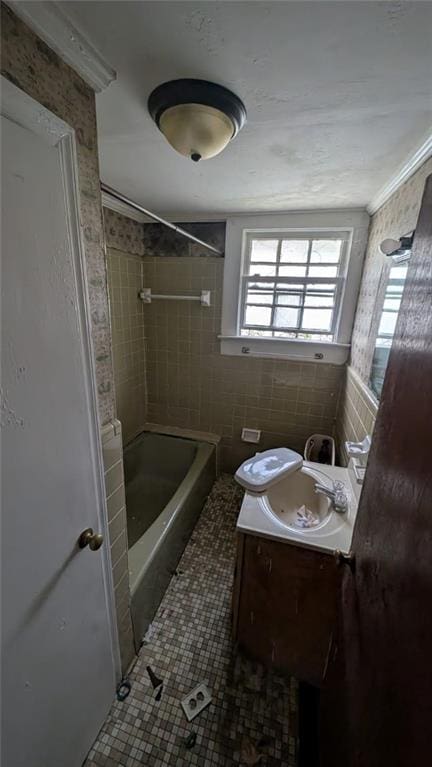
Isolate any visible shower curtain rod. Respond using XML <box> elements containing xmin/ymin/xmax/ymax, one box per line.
<box><xmin>100</xmin><ymin>183</ymin><xmax>223</xmax><ymax>256</ymax></box>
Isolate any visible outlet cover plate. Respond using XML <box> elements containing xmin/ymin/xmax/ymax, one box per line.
<box><xmin>180</xmin><ymin>682</ymin><xmax>212</xmax><ymax>721</ymax></box>
<box><xmin>241</xmin><ymin>428</ymin><xmax>261</xmax><ymax>444</ymax></box>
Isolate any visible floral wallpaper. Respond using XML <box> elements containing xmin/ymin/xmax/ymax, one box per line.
<box><xmin>350</xmin><ymin>156</ymin><xmax>432</xmax><ymax>383</ymax></box>
<box><xmin>142</xmin><ymin>220</ymin><xmax>226</xmax><ymax>257</ymax></box>
<box><xmin>103</xmin><ymin>207</ymin><xmax>145</xmax><ymax>256</ymax></box>
<box><xmin>1</xmin><ymin>3</ymin><xmax>115</xmax><ymax>425</ymax></box>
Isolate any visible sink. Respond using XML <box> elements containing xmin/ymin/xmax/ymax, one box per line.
<box><xmin>259</xmin><ymin>466</ymin><xmax>333</xmax><ymax>533</ymax></box>
<box><xmin>237</xmin><ymin>460</ymin><xmax>357</xmax><ymax>554</ymax></box>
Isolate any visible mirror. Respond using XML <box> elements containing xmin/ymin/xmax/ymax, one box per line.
<box><xmin>369</xmin><ymin>260</ymin><xmax>409</xmax><ymax>399</ymax></box>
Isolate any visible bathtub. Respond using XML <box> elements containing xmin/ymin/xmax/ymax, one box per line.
<box><xmin>124</xmin><ymin>431</ymin><xmax>216</xmax><ymax>649</ymax></box>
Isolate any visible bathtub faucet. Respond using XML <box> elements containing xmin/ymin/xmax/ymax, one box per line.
<box><xmin>315</xmin><ymin>480</ymin><xmax>348</xmax><ymax>514</ymax></box>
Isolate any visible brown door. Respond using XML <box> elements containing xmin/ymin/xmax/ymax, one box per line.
<box><xmin>320</xmin><ymin>175</ymin><xmax>432</xmax><ymax>767</ymax></box>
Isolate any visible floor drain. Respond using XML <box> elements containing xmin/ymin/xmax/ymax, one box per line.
<box><xmin>180</xmin><ymin>683</ymin><xmax>212</xmax><ymax>721</ymax></box>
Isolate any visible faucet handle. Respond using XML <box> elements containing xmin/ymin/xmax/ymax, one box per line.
<box><xmin>332</xmin><ymin>480</ymin><xmax>349</xmax><ymax>514</ymax></box>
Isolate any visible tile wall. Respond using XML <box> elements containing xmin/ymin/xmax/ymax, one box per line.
<box><xmin>335</xmin><ymin>366</ymin><xmax>378</xmax><ymax>466</ymax></box>
<box><xmin>142</xmin><ymin>255</ymin><xmax>344</xmax><ymax>473</ymax></box>
<box><xmin>101</xmin><ymin>420</ymin><xmax>135</xmax><ymax>672</ymax></box>
<box><xmin>104</xmin><ymin>212</ymin><xmax>344</xmax><ymax>472</ymax></box>
<box><xmin>106</xmin><ymin>248</ymin><xmax>147</xmax><ymax>444</ymax></box>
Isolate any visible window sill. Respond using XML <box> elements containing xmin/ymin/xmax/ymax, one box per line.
<box><xmin>218</xmin><ymin>335</ymin><xmax>350</xmax><ymax>365</ymax></box>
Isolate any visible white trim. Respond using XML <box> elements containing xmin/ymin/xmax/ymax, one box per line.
<box><xmin>219</xmin><ymin>336</ymin><xmax>350</xmax><ymax>365</ymax></box>
<box><xmin>102</xmin><ymin>190</ymin><xmax>149</xmax><ymax>223</ymax></box>
<box><xmin>1</xmin><ymin>75</ymin><xmax>121</xmax><ymax>679</ymax></box>
<box><xmin>7</xmin><ymin>1</ymin><xmax>116</xmax><ymax>92</ymax></box>
<box><xmin>367</xmin><ymin>131</ymin><xmax>432</xmax><ymax>215</ymax></box>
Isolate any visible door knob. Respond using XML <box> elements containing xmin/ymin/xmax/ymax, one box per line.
<box><xmin>78</xmin><ymin>528</ymin><xmax>104</xmax><ymax>551</ymax></box>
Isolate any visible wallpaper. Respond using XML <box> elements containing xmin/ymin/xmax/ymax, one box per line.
<box><xmin>103</xmin><ymin>207</ymin><xmax>145</xmax><ymax>257</ymax></box>
<box><xmin>142</xmin><ymin>220</ymin><xmax>226</xmax><ymax>257</ymax></box>
<box><xmin>1</xmin><ymin>3</ymin><xmax>115</xmax><ymax>425</ymax></box>
<box><xmin>350</xmin><ymin>156</ymin><xmax>432</xmax><ymax>383</ymax></box>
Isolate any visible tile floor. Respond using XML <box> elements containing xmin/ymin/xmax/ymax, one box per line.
<box><xmin>86</xmin><ymin>475</ymin><xmax>298</xmax><ymax>767</ymax></box>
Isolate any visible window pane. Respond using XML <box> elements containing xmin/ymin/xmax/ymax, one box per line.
<box><xmin>250</xmin><ymin>239</ymin><xmax>278</xmax><ymax>263</ymax></box>
<box><xmin>302</xmin><ymin>309</ymin><xmax>332</xmax><ymax>331</ymax></box>
<box><xmin>304</xmin><ymin>294</ymin><xmax>334</xmax><ymax>307</ymax></box>
<box><xmin>274</xmin><ymin>306</ymin><xmax>299</xmax><ymax>328</ymax></box>
<box><xmin>274</xmin><ymin>331</ymin><xmax>299</xmax><ymax>338</ymax></box>
<box><xmin>389</xmin><ymin>264</ymin><xmax>408</xmax><ymax>280</ymax></box>
<box><xmin>378</xmin><ymin>310</ymin><xmax>397</xmax><ymax>336</ymax></box>
<box><xmin>249</xmin><ymin>280</ymin><xmax>275</xmax><ymax>290</ymax></box>
<box><xmin>305</xmin><ymin>283</ymin><xmax>336</xmax><ymax>303</ymax></box>
<box><xmin>241</xmin><ymin>328</ymin><xmax>272</xmax><ymax>337</ymax></box>
<box><xmin>248</xmin><ymin>264</ymin><xmax>276</xmax><ymax>277</ymax></box>
<box><xmin>308</xmin><ymin>265</ymin><xmax>338</xmax><ymax>278</ymax></box>
<box><xmin>310</xmin><ymin>240</ymin><xmax>342</xmax><ymax>263</ymax></box>
<box><xmin>245</xmin><ymin>305</ymin><xmax>271</xmax><ymax>326</ymax></box>
<box><xmin>276</xmin><ymin>282</ymin><xmax>306</xmax><ymax>292</ymax></box>
<box><xmin>280</xmin><ymin>240</ymin><xmax>309</xmax><ymax>263</ymax></box>
<box><xmin>383</xmin><ymin>298</ymin><xmax>401</xmax><ymax>311</ymax></box>
<box><xmin>246</xmin><ymin>288</ymin><xmax>273</xmax><ymax>305</ymax></box>
<box><xmin>276</xmin><ymin>292</ymin><xmax>302</xmax><ymax>306</ymax></box>
<box><xmin>297</xmin><ymin>332</ymin><xmax>333</xmax><ymax>341</ymax></box>
<box><xmin>278</xmin><ymin>265</ymin><xmax>307</xmax><ymax>277</ymax></box>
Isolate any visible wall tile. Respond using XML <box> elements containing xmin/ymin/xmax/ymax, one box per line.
<box><xmin>101</xmin><ymin>420</ymin><xmax>135</xmax><ymax>672</ymax></box>
<box><xmin>142</xmin><ymin>256</ymin><xmax>344</xmax><ymax>472</ymax></box>
<box><xmin>106</xmin><ymin>246</ymin><xmax>147</xmax><ymax>444</ymax></box>
<box><xmin>335</xmin><ymin>366</ymin><xmax>378</xmax><ymax>466</ymax></box>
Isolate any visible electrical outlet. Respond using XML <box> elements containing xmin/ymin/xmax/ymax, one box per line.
<box><xmin>241</xmin><ymin>428</ymin><xmax>261</xmax><ymax>444</ymax></box>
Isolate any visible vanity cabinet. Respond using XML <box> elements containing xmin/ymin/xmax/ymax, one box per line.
<box><xmin>232</xmin><ymin>533</ymin><xmax>340</xmax><ymax>686</ymax></box>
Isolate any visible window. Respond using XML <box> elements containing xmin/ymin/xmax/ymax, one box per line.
<box><xmin>240</xmin><ymin>233</ymin><xmax>348</xmax><ymax>341</ymax></box>
<box><xmin>220</xmin><ymin>211</ymin><xmax>369</xmax><ymax>364</ymax></box>
<box><xmin>369</xmin><ymin>261</ymin><xmax>408</xmax><ymax>399</ymax></box>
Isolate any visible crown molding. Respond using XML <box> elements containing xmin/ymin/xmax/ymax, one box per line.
<box><xmin>367</xmin><ymin>131</ymin><xmax>432</xmax><ymax>216</ymax></box>
<box><xmin>7</xmin><ymin>1</ymin><xmax>116</xmax><ymax>92</ymax></box>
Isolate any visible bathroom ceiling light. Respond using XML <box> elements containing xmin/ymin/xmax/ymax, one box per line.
<box><xmin>148</xmin><ymin>79</ymin><xmax>247</xmax><ymax>162</ymax></box>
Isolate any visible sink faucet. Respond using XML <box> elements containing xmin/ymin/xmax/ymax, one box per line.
<box><xmin>315</xmin><ymin>480</ymin><xmax>348</xmax><ymax>514</ymax></box>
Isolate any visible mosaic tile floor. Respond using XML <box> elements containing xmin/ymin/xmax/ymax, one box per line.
<box><xmin>86</xmin><ymin>475</ymin><xmax>298</xmax><ymax>767</ymax></box>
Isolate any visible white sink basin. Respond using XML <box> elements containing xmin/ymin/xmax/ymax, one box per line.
<box><xmin>236</xmin><ymin>461</ymin><xmax>357</xmax><ymax>554</ymax></box>
<box><xmin>260</xmin><ymin>466</ymin><xmax>332</xmax><ymax>532</ymax></box>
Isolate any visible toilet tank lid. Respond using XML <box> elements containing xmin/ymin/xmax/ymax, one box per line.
<box><xmin>235</xmin><ymin>447</ymin><xmax>303</xmax><ymax>493</ymax></box>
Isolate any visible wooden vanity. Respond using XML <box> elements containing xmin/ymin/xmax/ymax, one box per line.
<box><xmin>232</xmin><ymin>532</ymin><xmax>341</xmax><ymax>687</ymax></box>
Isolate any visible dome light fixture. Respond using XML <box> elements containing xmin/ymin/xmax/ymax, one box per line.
<box><xmin>148</xmin><ymin>78</ymin><xmax>246</xmax><ymax>162</ymax></box>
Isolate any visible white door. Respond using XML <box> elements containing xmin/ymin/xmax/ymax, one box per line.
<box><xmin>1</xmin><ymin>89</ymin><xmax>117</xmax><ymax>767</ymax></box>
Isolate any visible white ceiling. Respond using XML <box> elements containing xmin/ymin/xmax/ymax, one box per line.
<box><xmin>65</xmin><ymin>1</ymin><xmax>432</xmax><ymax>216</ymax></box>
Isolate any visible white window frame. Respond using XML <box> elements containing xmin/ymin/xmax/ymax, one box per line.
<box><xmin>220</xmin><ymin>210</ymin><xmax>370</xmax><ymax>365</ymax></box>
<box><xmin>240</xmin><ymin>230</ymin><xmax>349</xmax><ymax>340</ymax></box>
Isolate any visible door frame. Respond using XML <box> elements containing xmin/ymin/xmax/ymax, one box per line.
<box><xmin>1</xmin><ymin>74</ymin><xmax>121</xmax><ymax>681</ymax></box>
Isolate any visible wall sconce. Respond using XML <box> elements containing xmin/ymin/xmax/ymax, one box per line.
<box><xmin>148</xmin><ymin>79</ymin><xmax>246</xmax><ymax>162</ymax></box>
<box><xmin>379</xmin><ymin>231</ymin><xmax>415</xmax><ymax>259</ymax></box>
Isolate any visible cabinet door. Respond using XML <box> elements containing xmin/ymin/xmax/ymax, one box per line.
<box><xmin>237</xmin><ymin>536</ymin><xmax>339</xmax><ymax>686</ymax></box>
